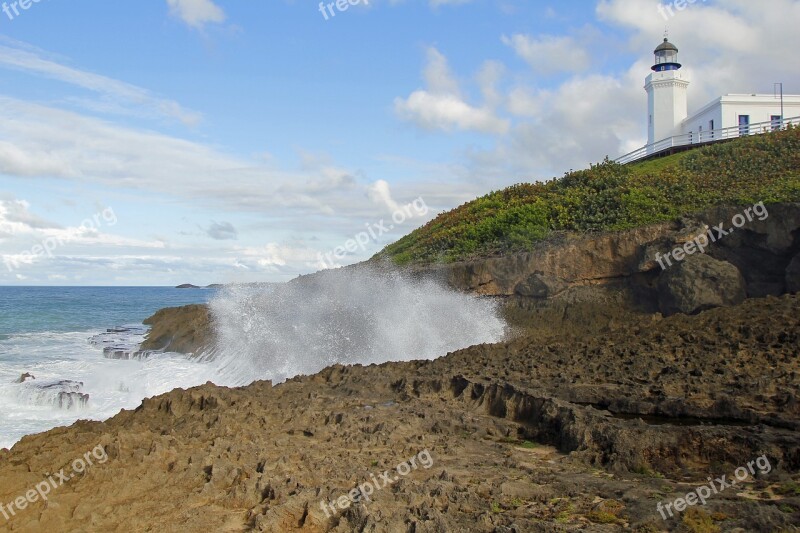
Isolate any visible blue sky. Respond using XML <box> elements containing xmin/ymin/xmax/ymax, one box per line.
<box><xmin>0</xmin><ymin>0</ymin><xmax>798</xmax><ymax>285</ymax></box>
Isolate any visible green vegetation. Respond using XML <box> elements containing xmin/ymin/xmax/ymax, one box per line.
<box><xmin>775</xmin><ymin>481</ymin><xmax>800</xmax><ymax>496</ymax></box>
<box><xmin>682</xmin><ymin>508</ymin><xmax>721</xmax><ymax>533</ymax></box>
<box><xmin>380</xmin><ymin>127</ymin><xmax>800</xmax><ymax>265</ymax></box>
<box><xmin>632</xmin><ymin>464</ymin><xmax>664</xmax><ymax>478</ymax></box>
<box><xmin>586</xmin><ymin>500</ymin><xmax>626</xmax><ymax>525</ymax></box>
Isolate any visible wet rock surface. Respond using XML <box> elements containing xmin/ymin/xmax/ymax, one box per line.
<box><xmin>1</xmin><ymin>294</ymin><xmax>799</xmax><ymax>531</ymax></box>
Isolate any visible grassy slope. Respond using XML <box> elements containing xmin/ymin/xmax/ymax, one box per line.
<box><xmin>380</xmin><ymin>127</ymin><xmax>800</xmax><ymax>265</ymax></box>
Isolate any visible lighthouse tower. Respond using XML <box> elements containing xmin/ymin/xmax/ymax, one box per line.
<box><xmin>645</xmin><ymin>37</ymin><xmax>689</xmax><ymax>145</ymax></box>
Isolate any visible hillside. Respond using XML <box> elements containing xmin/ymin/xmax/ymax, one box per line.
<box><xmin>380</xmin><ymin>127</ymin><xmax>800</xmax><ymax>265</ymax></box>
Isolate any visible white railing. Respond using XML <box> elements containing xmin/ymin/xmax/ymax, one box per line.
<box><xmin>615</xmin><ymin>116</ymin><xmax>800</xmax><ymax>165</ymax></box>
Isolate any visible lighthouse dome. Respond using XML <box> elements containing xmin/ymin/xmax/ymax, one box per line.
<box><xmin>655</xmin><ymin>38</ymin><xmax>678</xmax><ymax>53</ymax></box>
<box><xmin>652</xmin><ymin>37</ymin><xmax>681</xmax><ymax>71</ymax></box>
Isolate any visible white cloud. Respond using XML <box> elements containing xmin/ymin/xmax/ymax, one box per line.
<box><xmin>166</xmin><ymin>0</ymin><xmax>226</xmax><ymax>29</ymax></box>
<box><xmin>395</xmin><ymin>47</ymin><xmax>509</xmax><ymax>134</ymax></box>
<box><xmin>395</xmin><ymin>91</ymin><xmax>510</xmax><ymax>134</ymax></box>
<box><xmin>0</xmin><ymin>95</ymin><xmax>462</xmax><ymax>253</ymax></box>
<box><xmin>0</xmin><ymin>196</ymin><xmax>167</xmax><ymax>276</ymax></box>
<box><xmin>0</xmin><ymin>40</ymin><xmax>202</xmax><ymax>126</ymax></box>
<box><xmin>241</xmin><ymin>243</ymin><xmax>323</xmax><ymax>269</ymax></box>
<box><xmin>367</xmin><ymin>180</ymin><xmax>402</xmax><ymax>214</ymax></box>
<box><xmin>502</xmin><ymin>34</ymin><xmax>591</xmax><ymax>74</ymax></box>
<box><xmin>423</xmin><ymin>47</ymin><xmax>462</xmax><ymax>96</ymax></box>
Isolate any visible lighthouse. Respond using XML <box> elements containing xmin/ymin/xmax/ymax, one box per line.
<box><xmin>617</xmin><ymin>38</ymin><xmax>800</xmax><ymax>164</ymax></box>
<box><xmin>645</xmin><ymin>37</ymin><xmax>689</xmax><ymax>145</ymax></box>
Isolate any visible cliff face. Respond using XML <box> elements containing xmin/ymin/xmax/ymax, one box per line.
<box><xmin>140</xmin><ymin>203</ymin><xmax>800</xmax><ymax>356</ymax></box>
<box><xmin>423</xmin><ymin>203</ymin><xmax>800</xmax><ymax>302</ymax></box>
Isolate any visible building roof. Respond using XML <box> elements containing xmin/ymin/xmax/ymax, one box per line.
<box><xmin>655</xmin><ymin>38</ymin><xmax>678</xmax><ymax>53</ymax></box>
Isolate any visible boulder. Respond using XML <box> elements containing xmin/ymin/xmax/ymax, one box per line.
<box><xmin>787</xmin><ymin>253</ymin><xmax>800</xmax><ymax>293</ymax></box>
<box><xmin>657</xmin><ymin>254</ymin><xmax>746</xmax><ymax>316</ymax></box>
<box><xmin>14</xmin><ymin>372</ymin><xmax>35</xmax><ymax>383</ymax></box>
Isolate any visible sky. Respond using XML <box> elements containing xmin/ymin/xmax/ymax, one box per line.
<box><xmin>0</xmin><ymin>0</ymin><xmax>798</xmax><ymax>286</ymax></box>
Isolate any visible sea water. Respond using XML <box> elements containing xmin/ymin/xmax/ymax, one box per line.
<box><xmin>0</xmin><ymin>287</ymin><xmax>220</xmax><ymax>450</ymax></box>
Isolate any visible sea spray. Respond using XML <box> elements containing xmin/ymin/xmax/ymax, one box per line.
<box><xmin>210</xmin><ymin>266</ymin><xmax>507</xmax><ymax>384</ymax></box>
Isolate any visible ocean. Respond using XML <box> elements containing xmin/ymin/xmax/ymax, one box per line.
<box><xmin>0</xmin><ymin>287</ymin><xmax>222</xmax><ymax>450</ymax></box>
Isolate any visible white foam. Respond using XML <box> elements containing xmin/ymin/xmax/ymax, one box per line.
<box><xmin>210</xmin><ymin>267</ymin><xmax>507</xmax><ymax>385</ymax></box>
<box><xmin>0</xmin><ymin>329</ymin><xmax>222</xmax><ymax>450</ymax></box>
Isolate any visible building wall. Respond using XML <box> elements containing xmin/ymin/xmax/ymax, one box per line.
<box><xmin>680</xmin><ymin>100</ymin><xmax>723</xmax><ymax>142</ymax></box>
<box><xmin>681</xmin><ymin>95</ymin><xmax>800</xmax><ymax>138</ymax></box>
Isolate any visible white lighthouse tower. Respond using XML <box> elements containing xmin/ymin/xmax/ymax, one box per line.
<box><xmin>645</xmin><ymin>37</ymin><xmax>689</xmax><ymax>145</ymax></box>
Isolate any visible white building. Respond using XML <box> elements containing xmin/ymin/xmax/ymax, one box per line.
<box><xmin>619</xmin><ymin>38</ymin><xmax>800</xmax><ymax>163</ymax></box>
<box><xmin>681</xmin><ymin>94</ymin><xmax>800</xmax><ymax>142</ymax></box>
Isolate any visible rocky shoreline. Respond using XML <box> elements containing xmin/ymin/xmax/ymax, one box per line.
<box><xmin>1</xmin><ymin>294</ymin><xmax>798</xmax><ymax>531</ymax></box>
<box><xmin>1</xmin><ymin>203</ymin><xmax>799</xmax><ymax>531</ymax></box>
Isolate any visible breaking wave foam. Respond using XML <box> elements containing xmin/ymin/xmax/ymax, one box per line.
<box><xmin>210</xmin><ymin>267</ymin><xmax>507</xmax><ymax>384</ymax></box>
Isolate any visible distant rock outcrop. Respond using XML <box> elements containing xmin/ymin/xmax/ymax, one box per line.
<box><xmin>175</xmin><ymin>284</ymin><xmax>200</xmax><ymax>289</ymax></box>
